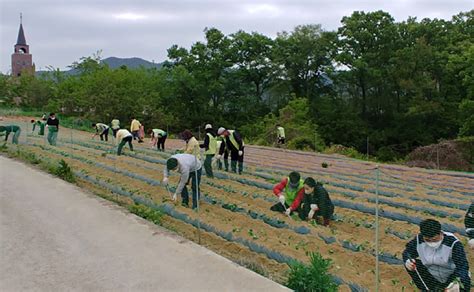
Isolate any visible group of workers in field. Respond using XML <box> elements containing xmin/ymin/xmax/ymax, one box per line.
<box><xmin>0</xmin><ymin>112</ymin><xmax>59</xmax><ymax>145</ymax></box>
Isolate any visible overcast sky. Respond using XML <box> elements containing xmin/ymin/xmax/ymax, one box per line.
<box><xmin>0</xmin><ymin>0</ymin><xmax>472</xmax><ymax>73</ymax></box>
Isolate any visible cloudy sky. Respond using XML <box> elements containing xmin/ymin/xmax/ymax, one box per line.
<box><xmin>0</xmin><ymin>0</ymin><xmax>472</xmax><ymax>73</ymax></box>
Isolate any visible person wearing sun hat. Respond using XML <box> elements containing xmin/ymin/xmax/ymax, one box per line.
<box><xmin>271</xmin><ymin>171</ymin><xmax>305</xmax><ymax>216</ymax></box>
<box><xmin>299</xmin><ymin>177</ymin><xmax>334</xmax><ymax>226</ymax></box>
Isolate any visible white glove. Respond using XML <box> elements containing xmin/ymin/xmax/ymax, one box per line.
<box><xmin>310</xmin><ymin>204</ymin><xmax>319</xmax><ymax>211</ymax></box>
<box><xmin>445</xmin><ymin>282</ymin><xmax>460</xmax><ymax>292</ymax></box>
<box><xmin>172</xmin><ymin>192</ymin><xmax>177</xmax><ymax>201</ymax></box>
<box><xmin>278</xmin><ymin>194</ymin><xmax>286</xmax><ymax>204</ymax></box>
<box><xmin>468</xmin><ymin>238</ymin><xmax>474</xmax><ymax>249</ymax></box>
<box><xmin>308</xmin><ymin>209</ymin><xmax>316</xmax><ymax>219</ymax></box>
<box><xmin>162</xmin><ymin>177</ymin><xmax>169</xmax><ymax>186</ymax></box>
<box><xmin>285</xmin><ymin>208</ymin><xmax>291</xmax><ymax>216</ymax></box>
<box><xmin>216</xmin><ymin>154</ymin><xmax>222</xmax><ymax>160</ymax></box>
<box><xmin>405</xmin><ymin>259</ymin><xmax>416</xmax><ymax>271</ymax></box>
<box><xmin>238</xmin><ymin>150</ymin><xmax>243</xmax><ymax>156</ymax></box>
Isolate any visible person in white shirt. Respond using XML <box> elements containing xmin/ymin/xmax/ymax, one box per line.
<box><xmin>116</xmin><ymin>129</ymin><xmax>133</xmax><ymax>155</ymax></box>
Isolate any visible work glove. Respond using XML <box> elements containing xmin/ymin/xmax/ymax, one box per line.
<box><xmin>468</xmin><ymin>238</ymin><xmax>474</xmax><ymax>249</ymax></box>
<box><xmin>445</xmin><ymin>282</ymin><xmax>460</xmax><ymax>292</ymax></box>
<box><xmin>285</xmin><ymin>208</ymin><xmax>292</xmax><ymax>216</ymax></box>
<box><xmin>278</xmin><ymin>194</ymin><xmax>286</xmax><ymax>205</ymax></box>
<box><xmin>238</xmin><ymin>150</ymin><xmax>243</xmax><ymax>156</ymax></box>
<box><xmin>310</xmin><ymin>204</ymin><xmax>319</xmax><ymax>211</ymax></box>
<box><xmin>172</xmin><ymin>192</ymin><xmax>177</xmax><ymax>202</ymax></box>
<box><xmin>308</xmin><ymin>209</ymin><xmax>316</xmax><ymax>220</ymax></box>
<box><xmin>405</xmin><ymin>259</ymin><xmax>416</xmax><ymax>271</ymax></box>
<box><xmin>162</xmin><ymin>177</ymin><xmax>169</xmax><ymax>186</ymax></box>
<box><xmin>216</xmin><ymin>154</ymin><xmax>222</xmax><ymax>160</ymax></box>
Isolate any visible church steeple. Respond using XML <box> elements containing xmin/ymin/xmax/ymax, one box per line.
<box><xmin>12</xmin><ymin>13</ymin><xmax>34</xmax><ymax>76</ymax></box>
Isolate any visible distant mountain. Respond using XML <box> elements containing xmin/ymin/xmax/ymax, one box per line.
<box><xmin>36</xmin><ymin>57</ymin><xmax>163</xmax><ymax>77</ymax></box>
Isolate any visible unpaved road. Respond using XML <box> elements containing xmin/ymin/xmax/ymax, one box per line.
<box><xmin>0</xmin><ymin>156</ymin><xmax>289</xmax><ymax>291</ymax></box>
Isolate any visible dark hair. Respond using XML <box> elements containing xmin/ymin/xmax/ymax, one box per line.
<box><xmin>167</xmin><ymin>158</ymin><xmax>178</xmax><ymax>170</ymax></box>
<box><xmin>420</xmin><ymin>219</ymin><xmax>441</xmax><ymax>238</ymax></box>
<box><xmin>92</xmin><ymin>123</ymin><xmax>96</xmax><ymax>127</ymax></box>
<box><xmin>181</xmin><ymin>130</ymin><xmax>193</xmax><ymax>140</ymax></box>
<box><xmin>289</xmin><ymin>172</ymin><xmax>301</xmax><ymax>184</ymax></box>
<box><xmin>304</xmin><ymin>177</ymin><xmax>317</xmax><ymax>188</ymax></box>
<box><xmin>30</xmin><ymin>119</ymin><xmax>35</xmax><ymax>123</ymax></box>
<box><xmin>49</xmin><ymin>112</ymin><xmax>55</xmax><ymax>116</ymax></box>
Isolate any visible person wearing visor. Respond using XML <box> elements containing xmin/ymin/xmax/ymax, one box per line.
<box><xmin>403</xmin><ymin>219</ymin><xmax>470</xmax><ymax>292</ymax></box>
<box><xmin>270</xmin><ymin>171</ymin><xmax>305</xmax><ymax>216</ymax></box>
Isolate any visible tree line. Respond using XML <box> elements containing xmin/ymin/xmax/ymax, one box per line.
<box><xmin>1</xmin><ymin>10</ymin><xmax>473</xmax><ymax>161</ymax></box>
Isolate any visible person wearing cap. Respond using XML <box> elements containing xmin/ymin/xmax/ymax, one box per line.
<box><xmin>162</xmin><ymin>154</ymin><xmax>202</xmax><ymax>209</ymax></box>
<box><xmin>110</xmin><ymin>118</ymin><xmax>120</xmax><ymax>138</ymax></box>
<box><xmin>276</xmin><ymin>124</ymin><xmax>285</xmax><ymax>145</ymax></box>
<box><xmin>299</xmin><ymin>177</ymin><xmax>334</xmax><ymax>226</ymax></box>
<box><xmin>271</xmin><ymin>171</ymin><xmax>305</xmax><ymax>216</ymax></box>
<box><xmin>150</xmin><ymin>128</ymin><xmax>168</xmax><ymax>151</ymax></box>
<box><xmin>0</xmin><ymin>125</ymin><xmax>21</xmax><ymax>144</ymax></box>
<box><xmin>200</xmin><ymin>124</ymin><xmax>217</xmax><ymax>178</ymax></box>
<box><xmin>46</xmin><ymin>113</ymin><xmax>59</xmax><ymax>146</ymax></box>
<box><xmin>92</xmin><ymin>123</ymin><xmax>110</xmax><ymax>141</ymax></box>
<box><xmin>181</xmin><ymin>130</ymin><xmax>201</xmax><ymax>160</ymax></box>
<box><xmin>464</xmin><ymin>202</ymin><xmax>474</xmax><ymax>249</ymax></box>
<box><xmin>116</xmin><ymin>129</ymin><xmax>134</xmax><ymax>155</ymax></box>
<box><xmin>403</xmin><ymin>219</ymin><xmax>470</xmax><ymax>292</ymax></box>
<box><xmin>216</xmin><ymin>127</ymin><xmax>244</xmax><ymax>174</ymax></box>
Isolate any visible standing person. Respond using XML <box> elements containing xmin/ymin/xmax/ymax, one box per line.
<box><xmin>299</xmin><ymin>177</ymin><xmax>334</xmax><ymax>226</ymax></box>
<box><xmin>150</xmin><ymin>128</ymin><xmax>168</xmax><ymax>151</ymax></box>
<box><xmin>216</xmin><ymin>137</ymin><xmax>230</xmax><ymax>171</ymax></box>
<box><xmin>0</xmin><ymin>125</ymin><xmax>21</xmax><ymax>144</ymax></box>
<box><xmin>46</xmin><ymin>113</ymin><xmax>59</xmax><ymax>146</ymax></box>
<box><xmin>465</xmin><ymin>202</ymin><xmax>474</xmax><ymax>249</ymax></box>
<box><xmin>216</xmin><ymin>127</ymin><xmax>244</xmax><ymax>174</ymax></box>
<box><xmin>403</xmin><ymin>219</ymin><xmax>470</xmax><ymax>292</ymax></box>
<box><xmin>276</xmin><ymin>124</ymin><xmax>286</xmax><ymax>145</ymax></box>
<box><xmin>116</xmin><ymin>129</ymin><xmax>134</xmax><ymax>155</ymax></box>
<box><xmin>200</xmin><ymin>124</ymin><xmax>217</xmax><ymax>178</ymax></box>
<box><xmin>130</xmin><ymin>117</ymin><xmax>142</xmax><ymax>142</ymax></box>
<box><xmin>111</xmin><ymin>118</ymin><xmax>120</xmax><ymax>138</ymax></box>
<box><xmin>181</xmin><ymin>130</ymin><xmax>201</xmax><ymax>160</ymax></box>
<box><xmin>91</xmin><ymin>123</ymin><xmax>110</xmax><ymax>141</ymax></box>
<box><xmin>31</xmin><ymin>118</ymin><xmax>46</xmax><ymax>136</ymax></box>
<box><xmin>138</xmin><ymin>125</ymin><xmax>145</xmax><ymax>143</ymax></box>
<box><xmin>270</xmin><ymin>171</ymin><xmax>305</xmax><ymax>216</ymax></box>
<box><xmin>162</xmin><ymin>154</ymin><xmax>202</xmax><ymax>209</ymax></box>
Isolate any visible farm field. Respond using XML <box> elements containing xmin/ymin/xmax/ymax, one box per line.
<box><xmin>2</xmin><ymin>116</ymin><xmax>474</xmax><ymax>291</ymax></box>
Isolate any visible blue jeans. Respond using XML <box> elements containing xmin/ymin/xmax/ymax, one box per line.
<box><xmin>181</xmin><ymin>168</ymin><xmax>202</xmax><ymax>209</ymax></box>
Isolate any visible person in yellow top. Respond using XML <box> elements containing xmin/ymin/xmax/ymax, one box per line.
<box><xmin>130</xmin><ymin>117</ymin><xmax>143</xmax><ymax>142</ymax></box>
<box><xmin>181</xmin><ymin>129</ymin><xmax>201</xmax><ymax>160</ymax></box>
<box><xmin>276</xmin><ymin>124</ymin><xmax>285</xmax><ymax>145</ymax></box>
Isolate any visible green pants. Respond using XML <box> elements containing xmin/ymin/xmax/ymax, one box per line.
<box><xmin>12</xmin><ymin>129</ymin><xmax>21</xmax><ymax>144</ymax></box>
<box><xmin>47</xmin><ymin>127</ymin><xmax>58</xmax><ymax>146</ymax></box>
<box><xmin>204</xmin><ymin>154</ymin><xmax>214</xmax><ymax>178</ymax></box>
<box><xmin>117</xmin><ymin>136</ymin><xmax>133</xmax><ymax>155</ymax></box>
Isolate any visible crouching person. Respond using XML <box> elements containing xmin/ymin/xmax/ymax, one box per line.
<box><xmin>299</xmin><ymin>177</ymin><xmax>334</xmax><ymax>226</ymax></box>
<box><xmin>270</xmin><ymin>171</ymin><xmax>305</xmax><ymax>216</ymax></box>
<box><xmin>163</xmin><ymin>154</ymin><xmax>202</xmax><ymax>209</ymax></box>
<box><xmin>403</xmin><ymin>219</ymin><xmax>470</xmax><ymax>292</ymax></box>
<box><xmin>116</xmin><ymin>129</ymin><xmax>133</xmax><ymax>155</ymax></box>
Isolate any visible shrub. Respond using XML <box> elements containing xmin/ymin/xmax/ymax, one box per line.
<box><xmin>128</xmin><ymin>203</ymin><xmax>163</xmax><ymax>225</ymax></box>
<box><xmin>323</xmin><ymin>144</ymin><xmax>365</xmax><ymax>160</ymax></box>
<box><xmin>376</xmin><ymin>146</ymin><xmax>398</xmax><ymax>162</ymax></box>
<box><xmin>321</xmin><ymin>162</ymin><xmax>328</xmax><ymax>168</ymax></box>
<box><xmin>288</xmin><ymin>137</ymin><xmax>316</xmax><ymax>151</ymax></box>
<box><xmin>51</xmin><ymin>159</ymin><xmax>76</xmax><ymax>183</ymax></box>
<box><xmin>286</xmin><ymin>252</ymin><xmax>338</xmax><ymax>292</ymax></box>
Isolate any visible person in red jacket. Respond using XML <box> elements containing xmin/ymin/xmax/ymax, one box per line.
<box><xmin>270</xmin><ymin>171</ymin><xmax>305</xmax><ymax>216</ymax></box>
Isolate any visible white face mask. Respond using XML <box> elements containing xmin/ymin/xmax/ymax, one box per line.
<box><xmin>426</xmin><ymin>240</ymin><xmax>442</xmax><ymax>249</ymax></box>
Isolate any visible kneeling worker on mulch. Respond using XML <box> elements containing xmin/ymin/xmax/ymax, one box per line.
<box><xmin>163</xmin><ymin>154</ymin><xmax>202</xmax><ymax>209</ymax></box>
<box><xmin>0</xmin><ymin>125</ymin><xmax>21</xmax><ymax>144</ymax></box>
<box><xmin>116</xmin><ymin>129</ymin><xmax>133</xmax><ymax>155</ymax></box>
<box><xmin>271</xmin><ymin>171</ymin><xmax>305</xmax><ymax>216</ymax></box>
<box><xmin>299</xmin><ymin>177</ymin><xmax>334</xmax><ymax>226</ymax></box>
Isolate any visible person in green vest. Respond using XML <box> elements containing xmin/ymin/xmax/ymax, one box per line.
<box><xmin>276</xmin><ymin>124</ymin><xmax>285</xmax><ymax>145</ymax></box>
<box><xmin>200</xmin><ymin>124</ymin><xmax>217</xmax><ymax>178</ymax></box>
<box><xmin>216</xmin><ymin>127</ymin><xmax>244</xmax><ymax>174</ymax></box>
<box><xmin>46</xmin><ymin>112</ymin><xmax>59</xmax><ymax>146</ymax></box>
<box><xmin>110</xmin><ymin>118</ymin><xmax>120</xmax><ymax>138</ymax></box>
<box><xmin>271</xmin><ymin>171</ymin><xmax>305</xmax><ymax>216</ymax></box>
<box><xmin>92</xmin><ymin>123</ymin><xmax>110</xmax><ymax>141</ymax></box>
<box><xmin>31</xmin><ymin>118</ymin><xmax>46</xmax><ymax>136</ymax></box>
<box><xmin>0</xmin><ymin>125</ymin><xmax>21</xmax><ymax>144</ymax></box>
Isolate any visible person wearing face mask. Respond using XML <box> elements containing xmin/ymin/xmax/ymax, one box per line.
<box><xmin>270</xmin><ymin>171</ymin><xmax>305</xmax><ymax>216</ymax></box>
<box><xmin>464</xmin><ymin>202</ymin><xmax>474</xmax><ymax>250</ymax></box>
<box><xmin>46</xmin><ymin>112</ymin><xmax>59</xmax><ymax>146</ymax></box>
<box><xmin>298</xmin><ymin>177</ymin><xmax>334</xmax><ymax>226</ymax></box>
<box><xmin>403</xmin><ymin>219</ymin><xmax>470</xmax><ymax>292</ymax></box>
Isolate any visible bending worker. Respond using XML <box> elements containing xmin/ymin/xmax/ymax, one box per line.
<box><xmin>0</xmin><ymin>125</ymin><xmax>21</xmax><ymax>144</ymax></box>
<box><xmin>217</xmin><ymin>127</ymin><xmax>244</xmax><ymax>174</ymax></box>
<box><xmin>271</xmin><ymin>171</ymin><xmax>305</xmax><ymax>216</ymax></box>
<box><xmin>92</xmin><ymin>123</ymin><xmax>110</xmax><ymax>141</ymax></box>
<box><xmin>181</xmin><ymin>130</ymin><xmax>201</xmax><ymax>160</ymax></box>
<box><xmin>276</xmin><ymin>124</ymin><xmax>285</xmax><ymax>145</ymax></box>
<box><xmin>200</xmin><ymin>124</ymin><xmax>217</xmax><ymax>178</ymax></box>
<box><xmin>150</xmin><ymin>128</ymin><xmax>167</xmax><ymax>151</ymax></box>
<box><xmin>31</xmin><ymin>118</ymin><xmax>46</xmax><ymax>136</ymax></box>
<box><xmin>116</xmin><ymin>128</ymin><xmax>134</xmax><ymax>155</ymax></box>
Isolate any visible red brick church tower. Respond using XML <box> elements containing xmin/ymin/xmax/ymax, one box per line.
<box><xmin>11</xmin><ymin>14</ymin><xmax>35</xmax><ymax>76</ymax></box>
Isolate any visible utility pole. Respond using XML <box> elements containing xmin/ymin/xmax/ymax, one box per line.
<box><xmin>375</xmin><ymin>165</ymin><xmax>380</xmax><ymax>292</ymax></box>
